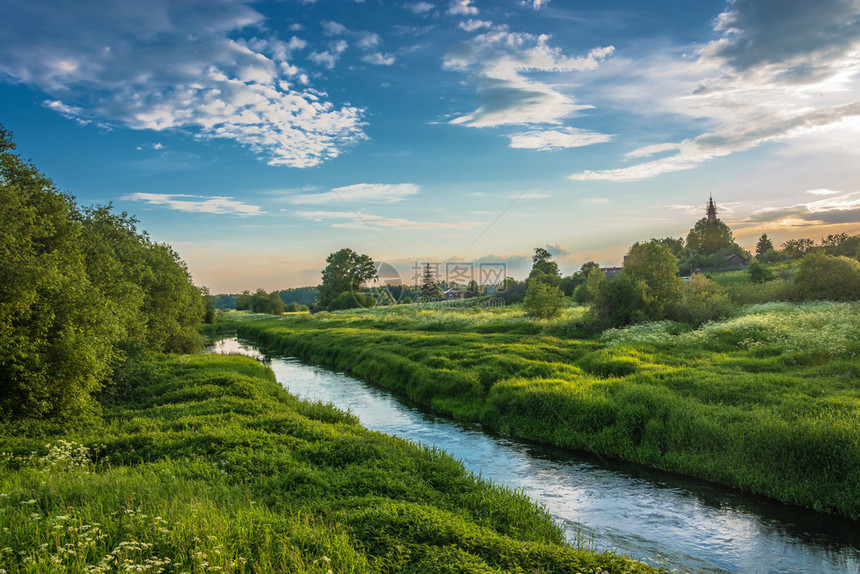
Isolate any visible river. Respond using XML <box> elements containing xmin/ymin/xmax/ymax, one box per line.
<box><xmin>210</xmin><ymin>337</ymin><xmax>859</xmax><ymax>574</ymax></box>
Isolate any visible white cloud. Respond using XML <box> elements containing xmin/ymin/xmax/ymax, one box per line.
<box><xmin>296</xmin><ymin>210</ymin><xmax>483</xmax><ymax>230</ymax></box>
<box><xmin>806</xmin><ymin>188</ymin><xmax>841</xmax><ymax>196</ymax></box>
<box><xmin>448</xmin><ymin>0</ymin><xmax>478</xmax><ymax>16</ymax></box>
<box><xmin>123</xmin><ymin>193</ymin><xmax>264</xmax><ymax>216</ymax></box>
<box><xmin>524</xmin><ymin>0</ymin><xmax>549</xmax><ymax>8</ymax></box>
<box><xmin>310</xmin><ymin>40</ymin><xmax>349</xmax><ymax>69</ymax></box>
<box><xmin>406</xmin><ymin>2</ymin><xmax>435</xmax><ymax>14</ymax></box>
<box><xmin>321</xmin><ymin>20</ymin><xmax>347</xmax><ymax>35</ymax></box>
<box><xmin>357</xmin><ymin>32</ymin><xmax>381</xmax><ymax>49</ymax></box>
<box><xmin>741</xmin><ymin>192</ymin><xmax>860</xmax><ymax>227</ymax></box>
<box><xmin>444</xmin><ymin>27</ymin><xmax>613</xmax><ymax>127</ymax></box>
<box><xmin>289</xmin><ymin>183</ymin><xmax>420</xmax><ymax>205</ymax></box>
<box><xmin>362</xmin><ymin>52</ymin><xmax>396</xmax><ymax>66</ymax></box>
<box><xmin>508</xmin><ymin>128</ymin><xmax>612</xmax><ymax>150</ymax></box>
<box><xmin>459</xmin><ymin>19</ymin><xmax>492</xmax><ymax>32</ymax></box>
<box><xmin>574</xmin><ymin>0</ymin><xmax>860</xmax><ymax>181</ymax></box>
<box><xmin>0</xmin><ymin>0</ymin><xmax>365</xmax><ymax>168</ymax></box>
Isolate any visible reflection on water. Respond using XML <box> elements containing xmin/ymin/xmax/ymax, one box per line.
<box><xmin>209</xmin><ymin>338</ymin><xmax>860</xmax><ymax>574</ymax></box>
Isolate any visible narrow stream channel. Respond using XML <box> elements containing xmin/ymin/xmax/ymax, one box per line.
<box><xmin>210</xmin><ymin>337</ymin><xmax>859</xmax><ymax>574</ymax></box>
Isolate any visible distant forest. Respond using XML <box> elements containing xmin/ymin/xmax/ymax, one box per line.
<box><xmin>214</xmin><ymin>287</ymin><xmax>318</xmax><ymax>310</ymax></box>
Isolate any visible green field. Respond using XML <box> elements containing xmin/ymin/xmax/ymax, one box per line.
<box><xmin>237</xmin><ymin>301</ymin><xmax>860</xmax><ymax>520</ymax></box>
<box><xmin>0</xmin><ymin>352</ymin><xmax>661</xmax><ymax>573</ymax></box>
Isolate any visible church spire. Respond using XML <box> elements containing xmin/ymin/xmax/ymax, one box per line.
<box><xmin>706</xmin><ymin>195</ymin><xmax>717</xmax><ymax>221</ymax></box>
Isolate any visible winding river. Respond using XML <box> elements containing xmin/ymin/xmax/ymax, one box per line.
<box><xmin>210</xmin><ymin>337</ymin><xmax>859</xmax><ymax>574</ymax></box>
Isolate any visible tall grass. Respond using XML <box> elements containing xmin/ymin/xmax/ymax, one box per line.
<box><xmin>0</xmin><ymin>353</ymin><xmax>660</xmax><ymax>573</ymax></box>
<box><xmin>238</xmin><ymin>302</ymin><xmax>860</xmax><ymax>520</ymax></box>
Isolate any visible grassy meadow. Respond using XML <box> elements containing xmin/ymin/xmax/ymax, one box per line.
<box><xmin>0</xmin><ymin>352</ymin><xmax>661</xmax><ymax>573</ymax></box>
<box><xmin>236</xmin><ymin>300</ymin><xmax>860</xmax><ymax>520</ymax></box>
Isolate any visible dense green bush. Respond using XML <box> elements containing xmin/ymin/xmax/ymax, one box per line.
<box><xmin>795</xmin><ymin>251</ymin><xmax>860</xmax><ymax>301</ymax></box>
<box><xmin>0</xmin><ymin>126</ymin><xmax>204</xmax><ymax>418</ymax></box>
<box><xmin>523</xmin><ymin>280</ymin><xmax>565</xmax><ymax>319</ymax></box>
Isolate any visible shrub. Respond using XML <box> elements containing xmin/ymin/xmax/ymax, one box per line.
<box><xmin>523</xmin><ymin>281</ymin><xmax>566</xmax><ymax>319</ymax></box>
<box><xmin>667</xmin><ymin>274</ymin><xmax>733</xmax><ymax>326</ymax></box>
<box><xmin>795</xmin><ymin>252</ymin><xmax>860</xmax><ymax>301</ymax></box>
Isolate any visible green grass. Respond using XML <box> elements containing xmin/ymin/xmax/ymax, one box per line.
<box><xmin>236</xmin><ymin>301</ymin><xmax>860</xmax><ymax>520</ymax></box>
<box><xmin>0</xmin><ymin>353</ymin><xmax>660</xmax><ymax>573</ymax></box>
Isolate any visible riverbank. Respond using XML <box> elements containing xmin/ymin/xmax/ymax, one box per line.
<box><xmin>237</xmin><ymin>302</ymin><xmax>860</xmax><ymax>520</ymax></box>
<box><xmin>0</xmin><ymin>352</ymin><xmax>660</xmax><ymax>573</ymax></box>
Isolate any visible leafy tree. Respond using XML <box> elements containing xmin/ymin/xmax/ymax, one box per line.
<box><xmin>235</xmin><ymin>290</ymin><xmax>253</xmax><ymax>310</ymax></box>
<box><xmin>755</xmin><ymin>234</ymin><xmax>774</xmax><ymax>258</ymax></box>
<box><xmin>747</xmin><ymin>260</ymin><xmax>774</xmax><ymax>284</ymax></box>
<box><xmin>0</xmin><ymin>128</ymin><xmax>116</xmax><ymax>418</ymax></box>
<box><xmin>419</xmin><ymin>263</ymin><xmax>443</xmax><ymax>302</ymax></box>
<box><xmin>652</xmin><ymin>237</ymin><xmax>685</xmax><ymax>257</ymax></box>
<box><xmin>781</xmin><ymin>238</ymin><xmax>815</xmax><ymax>258</ymax></box>
<box><xmin>561</xmin><ymin>261</ymin><xmax>599</xmax><ymax>296</ymax></box>
<box><xmin>465</xmin><ymin>279</ymin><xmax>482</xmax><ymax>298</ymax></box>
<box><xmin>286</xmin><ymin>301</ymin><xmax>302</xmax><ymax>313</ymax></box>
<box><xmin>573</xmin><ymin>267</ymin><xmax>605</xmax><ymax>304</ymax></box>
<box><xmin>523</xmin><ymin>281</ymin><xmax>566</xmax><ymax>319</ymax></box>
<box><xmin>667</xmin><ymin>274</ymin><xmax>732</xmax><ymax>326</ymax></box>
<box><xmin>821</xmin><ymin>233</ymin><xmax>860</xmax><ymax>258</ymax></box>
<box><xmin>317</xmin><ymin>248</ymin><xmax>377</xmax><ymax>310</ymax></box>
<box><xmin>686</xmin><ymin>218</ymin><xmax>735</xmax><ymax>255</ymax></box>
<box><xmin>202</xmin><ymin>287</ymin><xmax>217</xmax><ymax>323</ymax></box>
<box><xmin>623</xmin><ymin>241</ymin><xmax>682</xmax><ymax>318</ymax></box>
<box><xmin>1</xmin><ymin>126</ymin><xmax>205</xmax><ymax>418</ymax></box>
<box><xmin>590</xmin><ymin>274</ymin><xmax>647</xmax><ymax>327</ymax></box>
<box><xmin>528</xmin><ymin>247</ymin><xmax>561</xmax><ymax>286</ymax></box>
<box><xmin>795</xmin><ymin>252</ymin><xmax>860</xmax><ymax>301</ymax></box>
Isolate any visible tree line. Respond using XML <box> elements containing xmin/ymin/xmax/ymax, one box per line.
<box><xmin>0</xmin><ymin>126</ymin><xmax>206</xmax><ymax>419</ymax></box>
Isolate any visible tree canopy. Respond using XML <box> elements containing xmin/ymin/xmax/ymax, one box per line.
<box><xmin>317</xmin><ymin>248</ymin><xmax>377</xmax><ymax>310</ymax></box>
<box><xmin>686</xmin><ymin>218</ymin><xmax>735</xmax><ymax>255</ymax></box>
<box><xmin>0</xmin><ymin>125</ymin><xmax>204</xmax><ymax>418</ymax></box>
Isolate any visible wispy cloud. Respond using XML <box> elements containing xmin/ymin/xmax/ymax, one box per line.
<box><xmin>741</xmin><ymin>192</ymin><xmax>860</xmax><ymax>227</ymax></box>
<box><xmin>459</xmin><ymin>19</ymin><xmax>492</xmax><ymax>32</ymax></box>
<box><xmin>289</xmin><ymin>183</ymin><xmax>420</xmax><ymax>204</ymax></box>
<box><xmin>406</xmin><ymin>2</ymin><xmax>435</xmax><ymax>14</ymax></box>
<box><xmin>362</xmin><ymin>52</ymin><xmax>396</xmax><ymax>66</ymax></box>
<box><xmin>572</xmin><ymin>0</ymin><xmax>860</xmax><ymax>181</ymax></box>
<box><xmin>0</xmin><ymin>0</ymin><xmax>365</xmax><ymax>168</ymax></box>
<box><xmin>448</xmin><ymin>0</ymin><xmax>478</xmax><ymax>16</ymax></box>
<box><xmin>297</xmin><ymin>210</ymin><xmax>483</xmax><ymax>230</ymax></box>
<box><xmin>443</xmin><ymin>26</ymin><xmax>613</xmax><ymax>127</ymax></box>
<box><xmin>508</xmin><ymin>128</ymin><xmax>612</xmax><ymax>150</ymax></box>
<box><xmin>123</xmin><ymin>193</ymin><xmax>264</xmax><ymax>216</ymax></box>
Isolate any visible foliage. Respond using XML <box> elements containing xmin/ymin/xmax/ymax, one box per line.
<box><xmin>560</xmin><ymin>261</ymin><xmax>599</xmax><ymax>296</ymax></box>
<box><xmin>523</xmin><ymin>281</ymin><xmax>566</xmax><ymax>319</ymax></box>
<box><xmin>686</xmin><ymin>218</ymin><xmax>735</xmax><ymax>255</ymax></box>
<box><xmin>236</xmin><ymin>288</ymin><xmax>285</xmax><ymax>315</ymax></box>
<box><xmin>0</xmin><ymin>126</ymin><xmax>204</xmax><ymax>419</ymax></box>
<box><xmin>755</xmin><ymin>234</ymin><xmax>774</xmax><ymax>258</ymax></box>
<box><xmin>420</xmin><ymin>262</ymin><xmax>443</xmax><ymax>301</ymax></box>
<box><xmin>527</xmin><ymin>247</ymin><xmax>561</xmax><ymax>287</ymax></box>
<box><xmin>574</xmin><ymin>267</ymin><xmax>605</xmax><ymax>304</ymax></box>
<box><xmin>821</xmin><ymin>233</ymin><xmax>860</xmax><ymax>258</ymax></box>
<box><xmin>666</xmin><ymin>274</ymin><xmax>732</xmax><ymax>326</ymax></box>
<box><xmin>0</xmin><ymin>353</ymin><xmax>658</xmax><ymax>573</ymax></box>
<box><xmin>0</xmin><ymin>129</ymin><xmax>114</xmax><ymax>419</ymax></box>
<box><xmin>795</xmin><ymin>251</ymin><xmax>860</xmax><ymax>301</ymax></box>
<box><xmin>781</xmin><ymin>237</ymin><xmax>815</xmax><ymax>258</ymax></box>
<box><xmin>238</xmin><ymin>302</ymin><xmax>860</xmax><ymax>519</ymax></box>
<box><xmin>317</xmin><ymin>248</ymin><xmax>377</xmax><ymax>311</ymax></box>
<box><xmin>747</xmin><ymin>260</ymin><xmax>774</xmax><ymax>284</ymax></box>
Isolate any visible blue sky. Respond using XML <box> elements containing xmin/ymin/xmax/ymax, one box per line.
<box><xmin>2</xmin><ymin>0</ymin><xmax>860</xmax><ymax>291</ymax></box>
